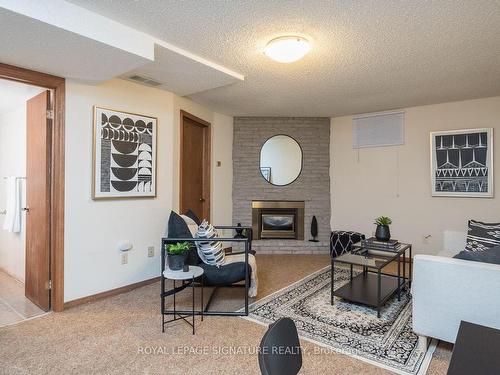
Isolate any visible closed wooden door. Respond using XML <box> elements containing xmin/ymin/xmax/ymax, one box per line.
<box><xmin>25</xmin><ymin>90</ymin><xmax>51</xmax><ymax>311</ymax></box>
<box><xmin>180</xmin><ymin>111</ymin><xmax>211</xmax><ymax>221</ymax></box>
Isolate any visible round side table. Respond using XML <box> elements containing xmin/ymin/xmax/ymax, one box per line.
<box><xmin>161</xmin><ymin>265</ymin><xmax>204</xmax><ymax>335</ymax></box>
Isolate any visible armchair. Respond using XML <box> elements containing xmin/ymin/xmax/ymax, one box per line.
<box><xmin>162</xmin><ymin>211</ymin><xmax>254</xmax><ymax>317</ymax></box>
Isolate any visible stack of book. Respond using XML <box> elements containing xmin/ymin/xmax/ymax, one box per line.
<box><xmin>361</xmin><ymin>237</ymin><xmax>400</xmax><ymax>251</ymax></box>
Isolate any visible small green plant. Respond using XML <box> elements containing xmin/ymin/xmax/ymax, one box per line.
<box><xmin>374</xmin><ymin>216</ymin><xmax>392</xmax><ymax>226</ymax></box>
<box><xmin>166</xmin><ymin>241</ymin><xmax>191</xmax><ymax>255</ymax></box>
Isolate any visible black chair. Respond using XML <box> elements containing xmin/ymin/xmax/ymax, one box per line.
<box><xmin>447</xmin><ymin>321</ymin><xmax>500</xmax><ymax>375</ymax></box>
<box><xmin>259</xmin><ymin>318</ymin><xmax>302</xmax><ymax>375</ymax></box>
<box><xmin>162</xmin><ymin>211</ymin><xmax>254</xmax><ymax>316</ymax></box>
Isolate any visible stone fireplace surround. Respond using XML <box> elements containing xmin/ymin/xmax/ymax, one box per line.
<box><xmin>232</xmin><ymin>117</ymin><xmax>331</xmax><ymax>254</ymax></box>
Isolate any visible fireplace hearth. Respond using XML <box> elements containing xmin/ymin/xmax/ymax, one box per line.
<box><xmin>252</xmin><ymin>201</ymin><xmax>304</xmax><ymax>240</ymax></box>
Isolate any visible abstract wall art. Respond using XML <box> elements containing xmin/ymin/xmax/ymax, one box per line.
<box><xmin>93</xmin><ymin>107</ymin><xmax>157</xmax><ymax>199</ymax></box>
<box><xmin>430</xmin><ymin>128</ymin><xmax>493</xmax><ymax>197</ymax></box>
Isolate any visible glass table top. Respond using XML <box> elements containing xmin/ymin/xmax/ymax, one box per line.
<box><xmin>333</xmin><ymin>248</ymin><xmax>401</xmax><ymax>270</ymax></box>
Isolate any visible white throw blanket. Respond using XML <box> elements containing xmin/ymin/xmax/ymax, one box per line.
<box><xmin>3</xmin><ymin>177</ymin><xmax>21</xmax><ymax>233</ymax></box>
<box><xmin>223</xmin><ymin>253</ymin><xmax>258</xmax><ymax>298</ymax></box>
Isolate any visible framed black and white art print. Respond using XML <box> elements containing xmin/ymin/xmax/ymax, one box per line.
<box><xmin>431</xmin><ymin>128</ymin><xmax>493</xmax><ymax>197</ymax></box>
<box><xmin>93</xmin><ymin>107</ymin><xmax>157</xmax><ymax>199</ymax></box>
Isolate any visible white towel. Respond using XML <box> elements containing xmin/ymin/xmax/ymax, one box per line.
<box><xmin>223</xmin><ymin>253</ymin><xmax>258</xmax><ymax>298</ymax></box>
<box><xmin>3</xmin><ymin>177</ymin><xmax>21</xmax><ymax>233</ymax></box>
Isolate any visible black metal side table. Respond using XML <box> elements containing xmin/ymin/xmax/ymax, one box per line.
<box><xmin>161</xmin><ymin>266</ymin><xmax>204</xmax><ymax>335</ymax></box>
<box><xmin>331</xmin><ymin>243</ymin><xmax>412</xmax><ymax>318</ymax></box>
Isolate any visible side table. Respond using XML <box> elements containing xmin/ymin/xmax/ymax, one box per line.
<box><xmin>331</xmin><ymin>243</ymin><xmax>412</xmax><ymax>318</ymax></box>
<box><xmin>161</xmin><ymin>265</ymin><xmax>204</xmax><ymax>335</ymax></box>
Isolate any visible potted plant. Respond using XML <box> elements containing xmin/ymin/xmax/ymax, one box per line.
<box><xmin>374</xmin><ymin>216</ymin><xmax>392</xmax><ymax>241</ymax></box>
<box><xmin>166</xmin><ymin>241</ymin><xmax>191</xmax><ymax>271</ymax></box>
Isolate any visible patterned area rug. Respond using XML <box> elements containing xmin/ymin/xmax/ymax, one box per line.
<box><xmin>245</xmin><ymin>266</ymin><xmax>435</xmax><ymax>375</ymax></box>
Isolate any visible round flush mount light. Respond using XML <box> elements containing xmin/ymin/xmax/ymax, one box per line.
<box><xmin>264</xmin><ymin>36</ymin><xmax>310</xmax><ymax>63</ymax></box>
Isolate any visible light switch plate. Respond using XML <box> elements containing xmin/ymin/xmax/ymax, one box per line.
<box><xmin>147</xmin><ymin>246</ymin><xmax>154</xmax><ymax>257</ymax></box>
<box><xmin>121</xmin><ymin>253</ymin><xmax>128</xmax><ymax>265</ymax></box>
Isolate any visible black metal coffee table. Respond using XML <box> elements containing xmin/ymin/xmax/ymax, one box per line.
<box><xmin>331</xmin><ymin>243</ymin><xmax>412</xmax><ymax>318</ymax></box>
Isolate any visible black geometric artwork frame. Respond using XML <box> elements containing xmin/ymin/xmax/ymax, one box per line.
<box><xmin>430</xmin><ymin>128</ymin><xmax>494</xmax><ymax>197</ymax></box>
<box><xmin>93</xmin><ymin>106</ymin><xmax>157</xmax><ymax>199</ymax></box>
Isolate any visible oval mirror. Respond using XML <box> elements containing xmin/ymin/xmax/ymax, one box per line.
<box><xmin>259</xmin><ymin>135</ymin><xmax>302</xmax><ymax>186</ymax></box>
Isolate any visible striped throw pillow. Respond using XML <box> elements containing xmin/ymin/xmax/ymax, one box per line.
<box><xmin>195</xmin><ymin>220</ymin><xmax>225</xmax><ymax>266</ymax></box>
<box><xmin>465</xmin><ymin>220</ymin><xmax>500</xmax><ymax>252</ymax></box>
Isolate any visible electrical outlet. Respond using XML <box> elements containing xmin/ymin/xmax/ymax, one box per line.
<box><xmin>121</xmin><ymin>253</ymin><xmax>128</xmax><ymax>265</ymax></box>
<box><xmin>147</xmin><ymin>246</ymin><xmax>155</xmax><ymax>257</ymax></box>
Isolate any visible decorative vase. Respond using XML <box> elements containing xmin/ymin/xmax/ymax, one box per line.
<box><xmin>168</xmin><ymin>253</ymin><xmax>187</xmax><ymax>271</ymax></box>
<box><xmin>309</xmin><ymin>215</ymin><xmax>319</xmax><ymax>242</ymax></box>
<box><xmin>234</xmin><ymin>222</ymin><xmax>246</xmax><ymax>239</ymax></box>
<box><xmin>375</xmin><ymin>225</ymin><xmax>391</xmax><ymax>241</ymax></box>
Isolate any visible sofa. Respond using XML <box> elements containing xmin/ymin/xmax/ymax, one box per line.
<box><xmin>412</xmin><ymin>231</ymin><xmax>500</xmax><ymax>346</ymax></box>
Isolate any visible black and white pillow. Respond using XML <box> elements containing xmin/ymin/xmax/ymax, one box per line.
<box><xmin>465</xmin><ymin>220</ymin><xmax>500</xmax><ymax>252</ymax></box>
<box><xmin>195</xmin><ymin>220</ymin><xmax>225</xmax><ymax>266</ymax></box>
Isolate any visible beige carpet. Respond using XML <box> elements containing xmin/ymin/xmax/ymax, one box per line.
<box><xmin>0</xmin><ymin>255</ymin><xmax>452</xmax><ymax>374</ymax></box>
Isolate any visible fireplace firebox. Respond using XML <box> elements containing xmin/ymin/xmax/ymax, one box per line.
<box><xmin>252</xmin><ymin>201</ymin><xmax>304</xmax><ymax>240</ymax></box>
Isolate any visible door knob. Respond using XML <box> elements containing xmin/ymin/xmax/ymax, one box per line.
<box><xmin>199</xmin><ymin>198</ymin><xmax>205</xmax><ymax>202</ymax></box>
<box><xmin>22</xmin><ymin>207</ymin><xmax>29</xmax><ymax>212</ymax></box>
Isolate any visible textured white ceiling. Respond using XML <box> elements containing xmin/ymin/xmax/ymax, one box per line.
<box><xmin>122</xmin><ymin>43</ymin><xmax>243</xmax><ymax>96</ymax></box>
<box><xmin>68</xmin><ymin>0</ymin><xmax>500</xmax><ymax>116</ymax></box>
<box><xmin>0</xmin><ymin>7</ymin><xmax>151</xmax><ymax>83</ymax></box>
<box><xmin>0</xmin><ymin>79</ymin><xmax>44</xmax><ymax>114</ymax></box>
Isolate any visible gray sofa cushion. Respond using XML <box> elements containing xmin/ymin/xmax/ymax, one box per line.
<box><xmin>454</xmin><ymin>245</ymin><xmax>500</xmax><ymax>265</ymax></box>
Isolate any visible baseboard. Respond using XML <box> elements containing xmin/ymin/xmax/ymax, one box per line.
<box><xmin>63</xmin><ymin>276</ymin><xmax>160</xmax><ymax>310</ymax></box>
<box><xmin>0</xmin><ymin>266</ymin><xmax>25</xmax><ymax>284</ymax></box>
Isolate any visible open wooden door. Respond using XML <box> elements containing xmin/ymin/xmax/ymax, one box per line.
<box><xmin>25</xmin><ymin>90</ymin><xmax>51</xmax><ymax>311</ymax></box>
<box><xmin>180</xmin><ymin>111</ymin><xmax>211</xmax><ymax>221</ymax></box>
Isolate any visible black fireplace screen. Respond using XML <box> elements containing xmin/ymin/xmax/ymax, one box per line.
<box><xmin>252</xmin><ymin>201</ymin><xmax>304</xmax><ymax>240</ymax></box>
<box><xmin>262</xmin><ymin>214</ymin><xmax>295</xmax><ymax>231</ymax></box>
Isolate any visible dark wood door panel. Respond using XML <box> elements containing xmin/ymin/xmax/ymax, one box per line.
<box><xmin>180</xmin><ymin>111</ymin><xmax>211</xmax><ymax>221</ymax></box>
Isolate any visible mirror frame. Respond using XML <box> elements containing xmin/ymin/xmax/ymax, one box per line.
<box><xmin>259</xmin><ymin>134</ymin><xmax>304</xmax><ymax>187</ymax></box>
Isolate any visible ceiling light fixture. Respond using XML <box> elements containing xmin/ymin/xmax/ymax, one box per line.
<box><xmin>264</xmin><ymin>36</ymin><xmax>310</xmax><ymax>63</ymax></box>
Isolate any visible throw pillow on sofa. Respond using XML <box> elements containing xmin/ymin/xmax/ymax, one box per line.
<box><xmin>454</xmin><ymin>245</ymin><xmax>500</xmax><ymax>265</ymax></box>
<box><xmin>465</xmin><ymin>219</ymin><xmax>500</xmax><ymax>252</ymax></box>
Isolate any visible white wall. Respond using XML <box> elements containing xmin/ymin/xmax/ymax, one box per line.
<box><xmin>211</xmin><ymin>112</ymin><xmax>233</xmax><ymax>226</ymax></box>
<box><xmin>330</xmin><ymin>96</ymin><xmax>500</xmax><ymax>254</ymax></box>
<box><xmin>0</xmin><ymin>107</ymin><xmax>27</xmax><ymax>281</ymax></box>
<box><xmin>64</xmin><ymin>79</ymin><xmax>233</xmax><ymax>302</ymax></box>
<box><xmin>64</xmin><ymin>80</ymin><xmax>174</xmax><ymax>302</ymax></box>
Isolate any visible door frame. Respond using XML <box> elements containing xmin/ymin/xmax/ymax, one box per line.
<box><xmin>179</xmin><ymin>110</ymin><xmax>211</xmax><ymax>221</ymax></box>
<box><xmin>0</xmin><ymin>63</ymin><xmax>65</xmax><ymax>312</ymax></box>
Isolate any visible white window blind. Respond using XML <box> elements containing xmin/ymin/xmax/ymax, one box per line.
<box><xmin>353</xmin><ymin>111</ymin><xmax>405</xmax><ymax>148</ymax></box>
